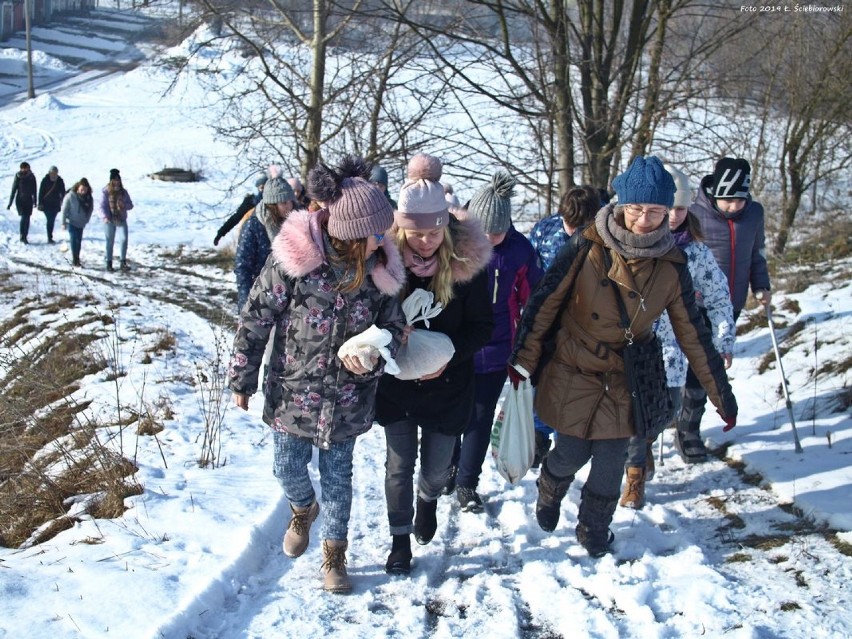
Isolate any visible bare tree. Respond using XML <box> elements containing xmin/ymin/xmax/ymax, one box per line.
<box><xmin>176</xmin><ymin>0</ymin><xmax>448</xmax><ymax>182</ymax></box>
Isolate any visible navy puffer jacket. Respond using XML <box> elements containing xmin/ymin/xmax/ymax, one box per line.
<box><xmin>690</xmin><ymin>175</ymin><xmax>770</xmax><ymax>315</ymax></box>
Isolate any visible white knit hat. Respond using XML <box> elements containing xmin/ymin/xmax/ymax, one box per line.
<box><xmin>664</xmin><ymin>163</ymin><xmax>692</xmax><ymax>208</ymax></box>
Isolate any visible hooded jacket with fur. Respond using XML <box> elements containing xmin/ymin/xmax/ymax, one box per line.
<box><xmin>228</xmin><ymin>209</ymin><xmax>406</xmax><ymax>450</ymax></box>
<box><xmin>375</xmin><ymin>214</ymin><xmax>495</xmax><ymax>436</ymax></box>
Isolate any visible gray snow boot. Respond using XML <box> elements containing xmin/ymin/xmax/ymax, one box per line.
<box><xmin>535</xmin><ymin>460</ymin><xmax>573</xmax><ymax>532</ymax></box>
<box><xmin>575</xmin><ymin>486</ymin><xmax>618</xmax><ymax>558</ymax></box>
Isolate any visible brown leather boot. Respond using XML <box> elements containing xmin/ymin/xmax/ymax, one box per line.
<box><xmin>283</xmin><ymin>501</ymin><xmax>319</xmax><ymax>558</ymax></box>
<box><xmin>321</xmin><ymin>539</ymin><xmax>352</xmax><ymax>593</ymax></box>
<box><xmin>619</xmin><ymin>466</ymin><xmax>647</xmax><ymax>510</ymax></box>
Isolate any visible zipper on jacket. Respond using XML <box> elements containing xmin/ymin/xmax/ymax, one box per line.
<box><xmin>727</xmin><ymin>219</ymin><xmax>736</xmax><ymax>300</ymax></box>
<box><xmin>493</xmin><ymin>268</ymin><xmax>499</xmax><ymax>304</ymax></box>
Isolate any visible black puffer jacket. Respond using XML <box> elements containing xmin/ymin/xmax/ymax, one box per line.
<box><xmin>376</xmin><ymin>215</ymin><xmax>494</xmax><ymax>436</ymax></box>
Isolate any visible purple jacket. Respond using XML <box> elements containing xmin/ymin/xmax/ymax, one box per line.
<box><xmin>474</xmin><ymin>225</ymin><xmax>544</xmax><ymax>374</ymax></box>
<box><xmin>691</xmin><ymin>175</ymin><xmax>770</xmax><ymax>315</ymax></box>
<box><xmin>99</xmin><ymin>187</ymin><xmax>134</xmax><ymax>224</ymax></box>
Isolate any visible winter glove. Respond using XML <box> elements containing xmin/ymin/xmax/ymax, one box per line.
<box><xmin>507</xmin><ymin>364</ymin><xmax>527</xmax><ymax>390</ymax></box>
<box><xmin>718</xmin><ymin>410</ymin><xmax>737</xmax><ymax>432</ymax></box>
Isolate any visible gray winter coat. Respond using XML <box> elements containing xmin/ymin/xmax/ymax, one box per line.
<box><xmin>61</xmin><ymin>191</ymin><xmax>94</xmax><ymax>230</ymax></box>
<box><xmin>228</xmin><ymin>209</ymin><xmax>406</xmax><ymax>449</ymax></box>
<box><xmin>691</xmin><ymin>176</ymin><xmax>770</xmax><ymax>315</ymax></box>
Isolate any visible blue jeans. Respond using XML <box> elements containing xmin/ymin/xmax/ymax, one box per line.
<box><xmin>67</xmin><ymin>225</ymin><xmax>84</xmax><ymax>263</ymax></box>
<box><xmin>104</xmin><ymin>220</ymin><xmax>128</xmax><ymax>265</ymax></box>
<box><xmin>533</xmin><ymin>387</ymin><xmax>554</xmax><ymax>437</ymax></box>
<box><xmin>272</xmin><ymin>431</ymin><xmax>356</xmax><ymax>542</ymax></box>
<box><xmin>546</xmin><ymin>434</ymin><xmax>629</xmax><ymax>498</ymax></box>
<box><xmin>384</xmin><ymin>419</ymin><xmax>456</xmax><ymax>535</ymax></box>
<box><xmin>452</xmin><ymin>369</ymin><xmax>507</xmax><ymax>490</ymax></box>
<box><xmin>626</xmin><ymin>387</ymin><xmax>683</xmax><ymax>466</ymax></box>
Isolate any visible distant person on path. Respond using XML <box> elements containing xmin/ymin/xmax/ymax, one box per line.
<box><xmin>287</xmin><ymin>176</ymin><xmax>310</xmax><ymax>210</ymax></box>
<box><xmin>370</xmin><ymin>164</ymin><xmax>398</xmax><ymax>209</ymax></box>
<box><xmin>676</xmin><ymin>157</ymin><xmax>770</xmax><ymax>463</ymax></box>
<box><xmin>448</xmin><ymin>169</ymin><xmax>543</xmax><ymax>512</ymax></box>
<box><xmin>443</xmin><ymin>182</ymin><xmax>461</xmax><ymax>208</ymax></box>
<box><xmin>229</xmin><ymin>156</ymin><xmax>405</xmax><ymax>593</ymax></box>
<box><xmin>38</xmin><ymin>165</ymin><xmax>66</xmax><ymax>244</ymax></box>
<box><xmin>214</xmin><ymin>174</ymin><xmax>267</xmax><ymax>246</ymax></box>
<box><xmin>99</xmin><ymin>168</ymin><xmax>134</xmax><ymax>272</ymax></box>
<box><xmin>8</xmin><ymin>161</ymin><xmax>37</xmax><ymax>244</ymax></box>
<box><xmin>61</xmin><ymin>178</ymin><xmax>94</xmax><ymax>268</ymax></box>
<box><xmin>509</xmin><ymin>156</ymin><xmax>737</xmax><ymax>558</ymax></box>
<box><xmin>527</xmin><ymin>185</ymin><xmax>600</xmax><ymax>467</ymax></box>
<box><xmin>234</xmin><ymin>174</ymin><xmax>296</xmax><ymax>311</ymax></box>
<box><xmin>376</xmin><ymin>153</ymin><xmax>493</xmax><ymax>575</ymax></box>
<box><xmin>619</xmin><ymin>164</ymin><xmax>734</xmax><ymax>509</ymax></box>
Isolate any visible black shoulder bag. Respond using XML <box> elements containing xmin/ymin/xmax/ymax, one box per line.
<box><xmin>603</xmin><ymin>249</ymin><xmax>673</xmax><ymax>440</ymax></box>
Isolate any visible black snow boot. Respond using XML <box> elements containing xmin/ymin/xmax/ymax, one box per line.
<box><xmin>413</xmin><ymin>497</ymin><xmax>438</xmax><ymax>545</ymax></box>
<box><xmin>535</xmin><ymin>459</ymin><xmax>573</xmax><ymax>532</ymax></box>
<box><xmin>385</xmin><ymin>534</ymin><xmax>412</xmax><ymax>575</ymax></box>
<box><xmin>575</xmin><ymin>486</ymin><xmax>618</xmax><ymax>558</ymax></box>
<box><xmin>532</xmin><ymin>431</ymin><xmax>552</xmax><ymax>469</ymax></box>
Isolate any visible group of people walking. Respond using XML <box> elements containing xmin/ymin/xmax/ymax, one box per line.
<box><xmin>226</xmin><ymin>150</ymin><xmax>768</xmax><ymax>592</ymax></box>
<box><xmin>7</xmin><ymin>162</ymin><xmax>134</xmax><ymax>271</ymax></box>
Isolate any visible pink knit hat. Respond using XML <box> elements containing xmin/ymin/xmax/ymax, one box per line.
<box><xmin>307</xmin><ymin>156</ymin><xmax>393</xmax><ymax>241</ymax></box>
<box><xmin>395</xmin><ymin>153</ymin><xmax>449</xmax><ymax>230</ymax></box>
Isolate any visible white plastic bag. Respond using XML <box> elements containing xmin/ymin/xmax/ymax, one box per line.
<box><xmin>490</xmin><ymin>379</ymin><xmax>535</xmax><ymax>485</ymax></box>
<box><xmin>337</xmin><ymin>324</ymin><xmax>400</xmax><ymax>375</ymax></box>
<box><xmin>393</xmin><ymin>289</ymin><xmax>455</xmax><ymax>380</ymax></box>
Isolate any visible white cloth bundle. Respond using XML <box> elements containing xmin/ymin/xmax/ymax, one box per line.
<box><xmin>393</xmin><ymin>289</ymin><xmax>455</xmax><ymax>380</ymax></box>
<box><xmin>337</xmin><ymin>324</ymin><xmax>400</xmax><ymax>375</ymax></box>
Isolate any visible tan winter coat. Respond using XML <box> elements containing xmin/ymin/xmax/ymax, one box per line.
<box><xmin>511</xmin><ymin>223</ymin><xmax>736</xmax><ymax>440</ymax></box>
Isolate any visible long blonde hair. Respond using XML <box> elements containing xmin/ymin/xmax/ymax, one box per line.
<box><xmin>328</xmin><ymin>234</ymin><xmax>371</xmax><ymax>293</ymax></box>
<box><xmin>395</xmin><ymin>226</ymin><xmax>458</xmax><ymax>307</ymax></box>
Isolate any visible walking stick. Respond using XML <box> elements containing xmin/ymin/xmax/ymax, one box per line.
<box><xmin>757</xmin><ymin>292</ymin><xmax>804</xmax><ymax>454</ymax></box>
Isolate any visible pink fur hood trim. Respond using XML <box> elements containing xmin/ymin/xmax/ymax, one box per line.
<box><xmin>271</xmin><ymin>209</ymin><xmax>406</xmax><ymax>296</ymax></box>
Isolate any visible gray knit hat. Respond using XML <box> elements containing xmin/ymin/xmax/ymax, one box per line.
<box><xmin>262</xmin><ymin>176</ymin><xmax>296</xmax><ymax>205</ymax></box>
<box><xmin>308</xmin><ymin>155</ymin><xmax>393</xmax><ymax>241</ymax></box>
<box><xmin>468</xmin><ymin>169</ymin><xmax>517</xmax><ymax>234</ymax></box>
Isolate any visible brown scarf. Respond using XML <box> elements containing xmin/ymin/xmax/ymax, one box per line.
<box><xmin>108</xmin><ymin>184</ymin><xmax>127</xmax><ymax>222</ymax></box>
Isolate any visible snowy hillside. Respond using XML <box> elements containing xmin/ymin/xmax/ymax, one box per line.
<box><xmin>0</xmin><ymin>5</ymin><xmax>849</xmax><ymax>639</ymax></box>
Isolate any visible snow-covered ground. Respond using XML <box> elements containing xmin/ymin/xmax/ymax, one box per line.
<box><xmin>0</xmin><ymin>5</ymin><xmax>850</xmax><ymax>639</ymax></box>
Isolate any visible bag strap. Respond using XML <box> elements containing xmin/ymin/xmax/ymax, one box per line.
<box><xmin>601</xmin><ymin>248</ymin><xmax>635</xmax><ymax>346</ymax></box>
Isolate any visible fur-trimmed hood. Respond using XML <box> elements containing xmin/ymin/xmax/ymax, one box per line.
<box><xmin>271</xmin><ymin>209</ymin><xmax>406</xmax><ymax>296</ymax></box>
<box><xmin>391</xmin><ymin>212</ymin><xmax>492</xmax><ymax>284</ymax></box>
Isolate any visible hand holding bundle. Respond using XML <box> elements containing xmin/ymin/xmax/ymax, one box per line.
<box><xmin>393</xmin><ymin>288</ymin><xmax>455</xmax><ymax>380</ymax></box>
<box><xmin>337</xmin><ymin>324</ymin><xmax>400</xmax><ymax>375</ymax></box>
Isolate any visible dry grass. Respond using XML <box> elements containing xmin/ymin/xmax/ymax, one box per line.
<box><xmin>0</xmin><ymin>292</ymin><xmax>145</xmax><ymax>548</ymax></box>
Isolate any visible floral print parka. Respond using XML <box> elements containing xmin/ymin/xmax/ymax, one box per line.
<box><xmin>228</xmin><ymin>209</ymin><xmax>406</xmax><ymax>449</ymax></box>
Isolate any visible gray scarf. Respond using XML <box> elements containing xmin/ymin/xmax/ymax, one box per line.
<box><xmin>594</xmin><ymin>205</ymin><xmax>674</xmax><ymax>259</ymax></box>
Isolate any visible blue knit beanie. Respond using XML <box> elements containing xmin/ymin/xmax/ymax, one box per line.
<box><xmin>370</xmin><ymin>165</ymin><xmax>389</xmax><ymax>186</ymax></box>
<box><xmin>612</xmin><ymin>156</ymin><xmax>675</xmax><ymax>208</ymax></box>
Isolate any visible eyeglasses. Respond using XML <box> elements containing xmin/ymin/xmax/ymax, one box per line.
<box><xmin>373</xmin><ymin>232</ymin><xmax>385</xmax><ymax>242</ymax></box>
<box><xmin>624</xmin><ymin>204</ymin><xmax>667</xmax><ymax>219</ymax></box>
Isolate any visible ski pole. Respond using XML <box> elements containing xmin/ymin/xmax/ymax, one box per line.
<box><xmin>757</xmin><ymin>291</ymin><xmax>803</xmax><ymax>454</ymax></box>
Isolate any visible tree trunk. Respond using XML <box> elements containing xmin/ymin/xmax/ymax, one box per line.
<box><xmin>305</xmin><ymin>0</ymin><xmax>328</xmax><ymax>176</ymax></box>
